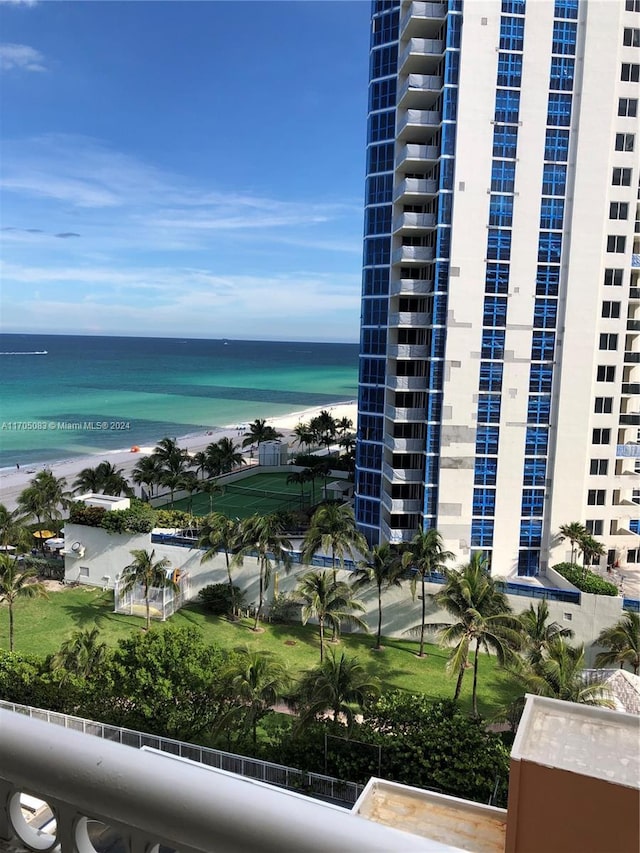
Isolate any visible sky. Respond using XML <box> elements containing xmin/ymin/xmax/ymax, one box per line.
<box><xmin>0</xmin><ymin>0</ymin><xmax>371</xmax><ymax>342</ymax></box>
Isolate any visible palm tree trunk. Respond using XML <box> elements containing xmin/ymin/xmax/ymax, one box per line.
<box><xmin>319</xmin><ymin>617</ymin><xmax>325</xmax><ymax>663</ymax></box>
<box><xmin>453</xmin><ymin>657</ymin><xmax>466</xmax><ymax>701</ymax></box>
<box><xmin>472</xmin><ymin>638</ymin><xmax>481</xmax><ymax>716</ymax></box>
<box><xmin>9</xmin><ymin>603</ymin><xmax>14</xmax><ymax>652</ymax></box>
<box><xmin>253</xmin><ymin>562</ymin><xmax>264</xmax><ymax>631</ymax></box>
<box><xmin>331</xmin><ymin>548</ymin><xmax>338</xmax><ymax>642</ymax></box>
<box><xmin>225</xmin><ymin>552</ymin><xmax>236</xmax><ymax>618</ymax></box>
<box><xmin>145</xmin><ymin>595</ymin><xmax>151</xmax><ymax>631</ymax></box>
<box><xmin>376</xmin><ymin>587</ymin><xmax>383</xmax><ymax>650</ymax></box>
<box><xmin>419</xmin><ymin>573</ymin><xmax>426</xmax><ymax>657</ymax></box>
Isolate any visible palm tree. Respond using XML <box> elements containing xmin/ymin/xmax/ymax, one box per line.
<box><xmin>72</xmin><ymin>465</ymin><xmax>105</xmax><ymax>494</ymax></box>
<box><xmin>0</xmin><ymin>504</ymin><xmax>30</xmax><ymax>552</ymax></box>
<box><xmin>293</xmin><ymin>422</ymin><xmax>314</xmax><ymax>451</ymax></box>
<box><xmin>401</xmin><ymin>528</ymin><xmax>454</xmax><ymax>658</ymax></box>
<box><xmin>119</xmin><ymin>549</ymin><xmax>177</xmax><ymax>631</ymax></box>
<box><xmin>199</xmin><ymin>479</ymin><xmax>223</xmax><ymax>514</ymax></box>
<box><xmin>595</xmin><ymin>612</ymin><xmax>640</xmax><ymax>675</ymax></box>
<box><xmin>97</xmin><ymin>462</ymin><xmax>133</xmax><ymax>497</ymax></box>
<box><xmin>336</xmin><ymin>416</ymin><xmax>353</xmax><ymax>436</ymax></box>
<box><xmin>296</xmin><ymin>571</ymin><xmax>368</xmax><ymax>662</ymax></box>
<box><xmin>19</xmin><ymin>471</ymin><xmax>71</xmax><ymax>538</ymax></box>
<box><xmin>216</xmin><ymin>437</ymin><xmax>245</xmax><ymax>474</ymax></box>
<box><xmin>132</xmin><ymin>455</ymin><xmax>164</xmax><ymax>498</ymax></box>
<box><xmin>51</xmin><ymin>626</ymin><xmax>108</xmax><ymax>679</ymax></box>
<box><xmin>286</xmin><ymin>470</ymin><xmax>312</xmax><ymax>508</ymax></box>
<box><xmin>204</xmin><ymin>443</ymin><xmax>223</xmax><ymax>477</ymax></box>
<box><xmin>237</xmin><ymin>514</ymin><xmax>292</xmax><ymax>631</ymax></box>
<box><xmin>558</xmin><ymin>522</ymin><xmax>588</xmax><ymax>565</ymax></box>
<box><xmin>309</xmin><ymin>410</ymin><xmax>337</xmax><ymax>452</ymax></box>
<box><xmin>294</xmin><ymin>651</ymin><xmax>380</xmax><ymax>733</ymax></box>
<box><xmin>199</xmin><ymin>513</ymin><xmax>242</xmax><ymax>617</ymax></box>
<box><xmin>241</xmin><ymin>419</ymin><xmax>282</xmax><ymax>450</ymax></box>
<box><xmin>352</xmin><ymin>544</ymin><xmax>404</xmax><ymax>650</ymax></box>
<box><xmin>17</xmin><ymin>486</ymin><xmax>47</xmax><ymax>551</ymax></box>
<box><xmin>433</xmin><ymin>554</ymin><xmax>521</xmax><ymax>715</ymax></box>
<box><xmin>580</xmin><ymin>534</ymin><xmax>605</xmax><ymax>571</ymax></box>
<box><xmin>175</xmin><ymin>471</ymin><xmax>199</xmax><ymax>513</ymax></box>
<box><xmin>518</xmin><ymin>600</ymin><xmax>574</xmax><ymax>666</ymax></box>
<box><xmin>221</xmin><ymin>648</ymin><xmax>290</xmax><ymax>746</ymax></box>
<box><xmin>190</xmin><ymin>450</ymin><xmax>209</xmax><ymax>480</ymax></box>
<box><xmin>303</xmin><ymin>503</ymin><xmax>367</xmax><ymax>583</ymax></box>
<box><xmin>512</xmin><ymin>639</ymin><xmax>615</xmax><ymax>708</ymax></box>
<box><xmin>0</xmin><ymin>555</ymin><xmax>48</xmax><ymax>651</ymax></box>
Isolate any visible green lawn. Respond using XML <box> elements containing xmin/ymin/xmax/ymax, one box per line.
<box><xmin>1</xmin><ymin>586</ymin><xmax>521</xmax><ymax>718</ymax></box>
<box><xmin>165</xmin><ymin>471</ymin><xmax>315</xmax><ymax>518</ymax></box>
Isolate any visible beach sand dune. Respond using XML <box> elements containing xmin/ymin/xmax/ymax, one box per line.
<box><xmin>0</xmin><ymin>402</ymin><xmax>357</xmax><ymax>512</ymax></box>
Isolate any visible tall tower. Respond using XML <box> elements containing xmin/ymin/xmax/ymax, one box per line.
<box><xmin>355</xmin><ymin>0</ymin><xmax>640</xmax><ymax>578</ymax></box>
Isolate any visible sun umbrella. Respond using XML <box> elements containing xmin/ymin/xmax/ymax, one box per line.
<box><xmin>33</xmin><ymin>530</ymin><xmax>55</xmax><ymax>539</ymax></box>
<box><xmin>45</xmin><ymin>538</ymin><xmax>65</xmax><ymax>549</ymax></box>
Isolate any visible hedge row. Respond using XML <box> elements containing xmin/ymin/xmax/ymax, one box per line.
<box><xmin>552</xmin><ymin>563</ymin><xmax>618</xmax><ymax>596</ymax></box>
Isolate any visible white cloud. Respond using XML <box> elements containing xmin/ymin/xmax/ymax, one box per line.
<box><xmin>0</xmin><ymin>43</ymin><xmax>47</xmax><ymax>72</ymax></box>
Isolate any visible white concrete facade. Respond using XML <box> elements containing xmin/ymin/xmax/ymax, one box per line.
<box><xmin>356</xmin><ymin>0</ymin><xmax>640</xmax><ymax>577</ymax></box>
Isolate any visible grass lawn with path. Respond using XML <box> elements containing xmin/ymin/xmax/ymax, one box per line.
<box><xmin>0</xmin><ymin>586</ymin><xmax>521</xmax><ymax>719</ymax></box>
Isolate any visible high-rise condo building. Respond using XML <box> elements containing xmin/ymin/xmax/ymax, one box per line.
<box><xmin>355</xmin><ymin>0</ymin><xmax>640</xmax><ymax>577</ymax></box>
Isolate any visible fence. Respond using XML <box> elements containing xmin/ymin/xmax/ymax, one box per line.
<box><xmin>0</xmin><ymin>701</ymin><xmax>363</xmax><ymax>808</ymax></box>
<box><xmin>623</xmin><ymin>597</ymin><xmax>640</xmax><ymax>613</ymax></box>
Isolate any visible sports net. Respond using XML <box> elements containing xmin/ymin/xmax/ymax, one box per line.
<box><xmin>223</xmin><ymin>482</ymin><xmax>310</xmax><ymax>510</ymax></box>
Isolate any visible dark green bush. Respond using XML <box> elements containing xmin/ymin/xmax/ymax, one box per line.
<box><xmin>68</xmin><ymin>502</ymin><xmax>106</xmax><ymax>527</ymax></box>
<box><xmin>197</xmin><ymin>583</ymin><xmax>244</xmax><ymax>615</ymax></box>
<box><xmin>155</xmin><ymin>509</ymin><xmax>200</xmax><ymax>530</ymax></box>
<box><xmin>268</xmin><ymin>593</ymin><xmax>301</xmax><ymax>624</ymax></box>
<box><xmin>552</xmin><ymin>563</ymin><xmax>618</xmax><ymax>596</ymax></box>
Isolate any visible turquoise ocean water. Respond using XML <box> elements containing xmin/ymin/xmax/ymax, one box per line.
<box><xmin>0</xmin><ymin>334</ymin><xmax>359</xmax><ymax>468</ymax></box>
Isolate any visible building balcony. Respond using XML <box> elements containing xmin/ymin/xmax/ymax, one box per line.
<box><xmin>397</xmin><ymin>73</ymin><xmax>443</xmax><ymax>109</ymax></box>
<box><xmin>632</xmin><ymin>254</ymin><xmax>640</xmax><ymax>268</ymax></box>
<box><xmin>399</xmin><ymin>2</ymin><xmax>447</xmax><ymax>39</ymax></box>
<box><xmin>393</xmin><ymin>177</ymin><xmax>439</xmax><ymax>202</ymax></box>
<box><xmin>382</xmin><ymin>462</ymin><xmax>425</xmax><ymax>483</ymax></box>
<box><xmin>395</xmin><ymin>143</ymin><xmax>440</xmax><ymax>171</ymax></box>
<box><xmin>620</xmin><ymin>413</ymin><xmax>640</xmax><ymax>426</ymax></box>
<box><xmin>380</xmin><ymin>519</ymin><xmax>418</xmax><ymax>544</ymax></box>
<box><xmin>384</xmin><ymin>434</ymin><xmax>426</xmax><ymax>452</ymax></box>
<box><xmin>616</xmin><ymin>443</ymin><xmax>640</xmax><ymax>458</ymax></box>
<box><xmin>622</xmin><ymin>383</ymin><xmax>640</xmax><ymax>395</ymax></box>
<box><xmin>389</xmin><ymin>278</ymin><xmax>434</xmax><ymax>296</ymax></box>
<box><xmin>385</xmin><ymin>404</ymin><xmax>427</xmax><ymax>421</ymax></box>
<box><xmin>0</xmin><ymin>709</ymin><xmax>430</xmax><ymax>853</ymax></box>
<box><xmin>624</xmin><ymin>351</ymin><xmax>640</xmax><ymax>363</ymax></box>
<box><xmin>397</xmin><ymin>109</ymin><xmax>442</xmax><ymax>142</ymax></box>
<box><xmin>388</xmin><ymin>310</ymin><xmax>432</xmax><ymax>327</ymax></box>
<box><xmin>386</xmin><ymin>375</ymin><xmax>428</xmax><ymax>392</ymax></box>
<box><xmin>627</xmin><ymin>319</ymin><xmax>640</xmax><ymax>332</ymax></box>
<box><xmin>398</xmin><ymin>38</ymin><xmax>445</xmax><ymax>75</ymax></box>
<box><xmin>388</xmin><ymin>343</ymin><xmax>430</xmax><ymax>358</ymax></box>
<box><xmin>391</xmin><ymin>245</ymin><xmax>435</xmax><ymax>266</ymax></box>
<box><xmin>392</xmin><ymin>211</ymin><xmax>437</xmax><ymax>233</ymax></box>
<box><xmin>630</xmin><ymin>287</ymin><xmax>640</xmax><ymax>301</ymax></box>
<box><xmin>381</xmin><ymin>493</ymin><xmax>424</xmax><ymax>514</ymax></box>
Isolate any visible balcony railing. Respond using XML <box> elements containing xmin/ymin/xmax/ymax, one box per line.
<box><xmin>389</xmin><ymin>279</ymin><xmax>434</xmax><ymax>296</ymax></box>
<box><xmin>395</xmin><ymin>143</ymin><xmax>440</xmax><ymax>169</ymax></box>
<box><xmin>0</xmin><ymin>709</ymin><xmax>431</xmax><ymax>853</ymax></box>
<box><xmin>631</xmin><ymin>254</ymin><xmax>640</xmax><ymax>268</ymax></box>
<box><xmin>627</xmin><ymin>319</ymin><xmax>640</xmax><ymax>332</ymax></box>
<box><xmin>399</xmin><ymin>38</ymin><xmax>445</xmax><ymax>73</ymax></box>
<box><xmin>620</xmin><ymin>413</ymin><xmax>640</xmax><ymax>426</ymax></box>
<box><xmin>392</xmin><ymin>211</ymin><xmax>437</xmax><ymax>232</ymax></box>
<box><xmin>393</xmin><ymin>178</ymin><xmax>439</xmax><ymax>201</ymax></box>
<box><xmin>399</xmin><ymin>2</ymin><xmax>447</xmax><ymax>37</ymax></box>
<box><xmin>391</xmin><ymin>245</ymin><xmax>435</xmax><ymax>265</ymax></box>
<box><xmin>387</xmin><ymin>343</ymin><xmax>430</xmax><ymax>358</ymax></box>
<box><xmin>382</xmin><ymin>462</ymin><xmax>425</xmax><ymax>483</ymax></box>
<box><xmin>624</xmin><ymin>351</ymin><xmax>640</xmax><ymax>363</ymax></box>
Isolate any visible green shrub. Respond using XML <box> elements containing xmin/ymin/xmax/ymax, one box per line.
<box><xmin>552</xmin><ymin>563</ymin><xmax>618</xmax><ymax>596</ymax></box>
<box><xmin>99</xmin><ymin>503</ymin><xmax>157</xmax><ymax>534</ymax></box>
<box><xmin>268</xmin><ymin>593</ymin><xmax>301</xmax><ymax>624</ymax></box>
<box><xmin>198</xmin><ymin>583</ymin><xmax>244</xmax><ymax>616</ymax></box>
<box><xmin>155</xmin><ymin>509</ymin><xmax>200</xmax><ymax>530</ymax></box>
<box><xmin>68</xmin><ymin>503</ymin><xmax>107</xmax><ymax>528</ymax></box>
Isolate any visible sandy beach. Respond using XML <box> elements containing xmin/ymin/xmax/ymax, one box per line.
<box><xmin>0</xmin><ymin>401</ymin><xmax>357</xmax><ymax>512</ymax></box>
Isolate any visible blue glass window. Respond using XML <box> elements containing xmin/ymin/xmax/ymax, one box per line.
<box><xmin>427</xmin><ymin>359</ymin><xmax>444</xmax><ymax>389</ymax></box>
<box><xmin>355</xmin><ymin>496</ymin><xmax>380</xmax><ymax>528</ymax></box>
<box><xmin>364</xmin><ymin>237</ymin><xmax>390</xmax><ymax>266</ymax></box>
<box><xmin>549</xmin><ymin>56</ymin><xmax>575</xmax><ymax>90</ymax></box>
<box><xmin>358</xmin><ymin>414</ymin><xmax>383</xmax><ymax>443</ymax></box>
<box><xmin>554</xmin><ymin>0</ymin><xmax>579</xmax><ymax>20</ymax></box>
<box><xmin>478</xmin><ymin>394</ymin><xmax>502</xmax><ymax>423</ymax></box>
<box><xmin>519</xmin><ymin>520</ymin><xmax>543</xmax><ymax>547</ymax></box>
<box><xmin>356</xmin><ymin>470</ymin><xmax>382</xmax><ymax>498</ymax></box>
<box><xmin>502</xmin><ymin>0</ymin><xmax>526</xmax><ymax>13</ymax></box>
<box><xmin>523</xmin><ymin>457</ymin><xmax>547</xmax><ymax>486</ymax></box>
<box><xmin>361</xmin><ymin>298</ymin><xmax>388</xmax><ymax>327</ymax></box>
<box><xmin>499</xmin><ymin>16</ymin><xmax>525</xmax><ymax>51</ymax></box>
<box><xmin>424</xmin><ymin>455</ymin><xmax>438</xmax><ymax>485</ymax></box>
<box><xmin>367</xmin><ymin>143</ymin><xmax>394</xmax><ymax>174</ymax></box>
<box><xmin>497</xmin><ymin>52</ymin><xmax>523</xmax><ymax>88</ymax></box>
<box><xmin>481</xmin><ymin>329</ymin><xmax>505</xmax><ymax>360</ymax></box>
<box><xmin>441</xmin><ymin>123</ymin><xmax>456</xmax><ymax>156</ymax></box>
<box><xmin>356</xmin><ymin>440</ymin><xmax>383</xmax><ymax>470</ymax></box>
<box><xmin>431</xmin><ymin>327</ymin><xmax>447</xmax><ymax>359</ymax></box>
<box><xmin>629</xmin><ymin>520</ymin><xmax>640</xmax><ymax>534</ymax></box>
<box><xmin>531</xmin><ymin>331</ymin><xmax>555</xmax><ymax>361</ymax></box>
<box><xmin>544</xmin><ymin>129</ymin><xmax>570</xmax><ymax>162</ymax></box>
<box><xmin>427</xmin><ymin>391</ymin><xmax>442</xmax><ymax>422</ymax></box>
<box><xmin>522</xmin><ymin>489</ymin><xmax>544</xmax><ymax>516</ymax></box>
<box><xmin>533</xmin><ymin>298</ymin><xmax>557</xmax><ymax>329</ymax></box>
<box><xmin>364</xmin><ymin>206</ymin><xmax>392</xmax><ymax>236</ymax></box>
<box><xmin>445</xmin><ymin>51</ymin><xmax>460</xmax><ymax>85</ymax></box>
<box><xmin>485</xmin><ymin>263</ymin><xmax>510</xmax><ymax>294</ymax></box>
<box><xmin>362</xmin><ymin>267</ymin><xmax>389</xmax><ymax>296</ymax></box>
<box><xmin>439</xmin><ymin>158</ymin><xmax>456</xmax><ymax>191</ymax></box>
<box><xmin>536</xmin><ymin>265</ymin><xmax>560</xmax><ymax>296</ymax></box>
<box><xmin>432</xmin><ymin>294</ymin><xmax>447</xmax><ymax>325</ymax></box>
<box><xmin>436</xmin><ymin>227</ymin><xmax>451</xmax><ymax>259</ymax></box>
<box><xmin>483</xmin><ymin>296</ymin><xmax>508</xmax><ymax>327</ymax></box>
<box><xmin>366</xmin><ymin>175</ymin><xmax>393</xmax><ymax>206</ymax></box>
<box><xmin>473</xmin><ymin>488</ymin><xmax>496</xmax><ymax>516</ymax></box>
<box><xmin>546</xmin><ymin>93</ymin><xmax>573</xmax><ymax>127</ymax></box>
<box><xmin>474</xmin><ymin>457</ymin><xmax>498</xmax><ymax>486</ymax></box>
<box><xmin>371</xmin><ymin>45</ymin><xmax>398</xmax><ymax>79</ymax></box>
<box><xmin>471</xmin><ymin>519</ymin><xmax>495</xmax><ymax>547</ymax></box>
<box><xmin>493</xmin><ymin>125</ymin><xmax>519</xmax><ymax>159</ymax></box>
<box><xmin>489</xmin><ymin>194</ymin><xmax>514</xmax><ymax>227</ymax></box>
<box><xmin>447</xmin><ymin>13</ymin><xmax>462</xmax><ymax>49</ymax></box>
<box><xmin>372</xmin><ymin>10</ymin><xmax>399</xmax><ymax>46</ymax></box>
<box><xmin>423</xmin><ymin>487</ymin><xmax>438</xmax><ymax>516</ymax></box>
<box><xmin>369</xmin><ymin>78</ymin><xmax>397</xmax><ymax>112</ymax></box>
<box><xmin>524</xmin><ymin>427</ymin><xmax>549</xmax><ymax>456</ymax></box>
<box><xmin>517</xmin><ymin>549</ymin><xmax>540</xmax><ymax>576</ymax></box>
<box><xmin>476</xmin><ymin>426</ymin><xmax>500</xmax><ymax>455</ymax></box>
<box><xmin>552</xmin><ymin>21</ymin><xmax>577</xmax><ymax>55</ymax></box>
<box><xmin>495</xmin><ymin>89</ymin><xmax>521</xmax><ymax>123</ymax></box>
<box><xmin>425</xmin><ymin>426</ymin><xmax>440</xmax><ymax>454</ymax></box>
<box><xmin>368</xmin><ymin>110</ymin><xmax>396</xmax><ymax>143</ymax></box>
<box><xmin>361</xmin><ymin>328</ymin><xmax>387</xmax><ymax>357</ymax></box>
<box><xmin>542</xmin><ymin>164</ymin><xmax>567</xmax><ymax>196</ymax></box>
<box><xmin>479</xmin><ymin>362</ymin><xmax>504</xmax><ymax>391</ymax></box>
<box><xmin>487</xmin><ymin>229</ymin><xmax>512</xmax><ymax>261</ymax></box>
<box><xmin>443</xmin><ymin>88</ymin><xmax>458</xmax><ymax>121</ymax></box>
<box><xmin>491</xmin><ymin>160</ymin><xmax>516</xmax><ymax>193</ymax></box>
<box><xmin>527</xmin><ymin>395</ymin><xmax>551</xmax><ymax>424</ymax></box>
<box><xmin>529</xmin><ymin>363</ymin><xmax>553</xmax><ymax>393</ymax></box>
<box><xmin>540</xmin><ymin>198</ymin><xmax>565</xmax><ymax>230</ymax></box>
<box><xmin>538</xmin><ymin>232</ymin><xmax>563</xmax><ymax>264</ymax></box>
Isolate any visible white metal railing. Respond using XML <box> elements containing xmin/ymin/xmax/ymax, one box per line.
<box><xmin>0</xmin><ymin>710</ymin><xmax>436</xmax><ymax>853</ymax></box>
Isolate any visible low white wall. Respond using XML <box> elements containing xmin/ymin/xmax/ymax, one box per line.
<box><xmin>64</xmin><ymin>524</ymin><xmax>626</xmax><ymax>665</ymax></box>
<box><xmin>543</xmin><ymin>565</ymin><xmax>581</xmax><ymax>592</ymax></box>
